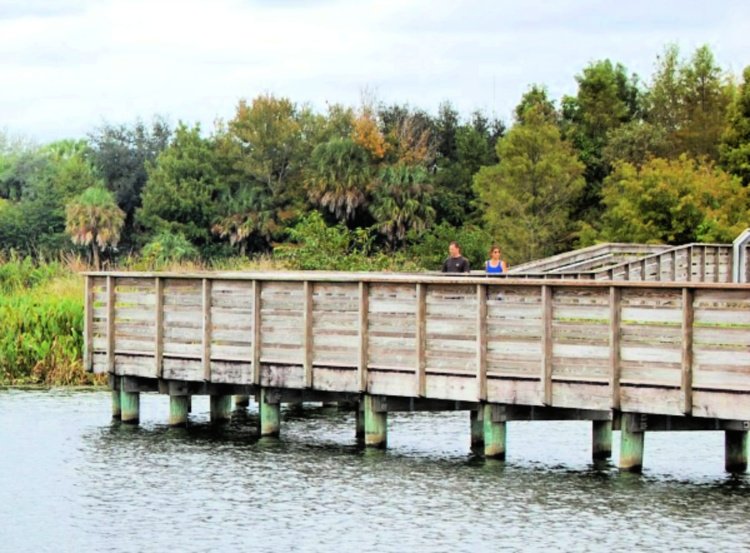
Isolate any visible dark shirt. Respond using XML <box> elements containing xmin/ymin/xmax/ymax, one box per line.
<box><xmin>442</xmin><ymin>255</ymin><xmax>470</xmax><ymax>273</ymax></box>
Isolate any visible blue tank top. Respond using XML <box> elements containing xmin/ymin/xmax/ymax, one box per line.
<box><xmin>485</xmin><ymin>260</ymin><xmax>503</xmax><ymax>274</ymax></box>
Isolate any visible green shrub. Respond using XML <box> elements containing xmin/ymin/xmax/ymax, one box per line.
<box><xmin>274</xmin><ymin>211</ymin><xmax>418</xmax><ymax>271</ymax></box>
<box><xmin>406</xmin><ymin>222</ymin><xmax>493</xmax><ymax>270</ymax></box>
<box><xmin>140</xmin><ymin>231</ymin><xmax>200</xmax><ymax>269</ymax></box>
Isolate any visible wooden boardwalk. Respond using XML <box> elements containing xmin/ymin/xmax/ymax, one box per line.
<box><xmin>85</xmin><ymin>270</ymin><xmax>750</xmax><ymax>473</ymax></box>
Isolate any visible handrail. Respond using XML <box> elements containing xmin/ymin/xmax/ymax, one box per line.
<box><xmin>80</xmin><ymin>270</ymin><xmax>750</xmax><ymax>289</ymax></box>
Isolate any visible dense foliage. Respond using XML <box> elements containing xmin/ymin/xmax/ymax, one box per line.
<box><xmin>0</xmin><ymin>44</ymin><xmax>748</xmax><ymax>270</ymax></box>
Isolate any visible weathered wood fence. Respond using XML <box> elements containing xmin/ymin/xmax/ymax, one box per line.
<box><xmin>85</xmin><ymin>271</ymin><xmax>750</xmax><ymax>472</ymax></box>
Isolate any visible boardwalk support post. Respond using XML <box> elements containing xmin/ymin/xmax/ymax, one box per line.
<box><xmin>619</xmin><ymin>413</ymin><xmax>645</xmax><ymax>472</ymax></box>
<box><xmin>210</xmin><ymin>395</ymin><xmax>232</xmax><ymax>423</ymax></box>
<box><xmin>112</xmin><ymin>390</ymin><xmax>122</xmax><ymax>419</ymax></box>
<box><xmin>725</xmin><ymin>430</ymin><xmax>748</xmax><ymax>473</ymax></box>
<box><xmin>483</xmin><ymin>404</ymin><xmax>506</xmax><ymax>459</ymax></box>
<box><xmin>259</xmin><ymin>388</ymin><xmax>281</xmax><ymax>437</ymax></box>
<box><xmin>169</xmin><ymin>395</ymin><xmax>190</xmax><ymax>427</ymax></box>
<box><xmin>364</xmin><ymin>395</ymin><xmax>387</xmax><ymax>448</ymax></box>
<box><xmin>470</xmin><ymin>409</ymin><xmax>484</xmax><ymax>453</ymax></box>
<box><xmin>355</xmin><ymin>400</ymin><xmax>365</xmax><ymax>444</ymax></box>
<box><xmin>120</xmin><ymin>390</ymin><xmax>140</xmax><ymax>425</ymax></box>
<box><xmin>592</xmin><ymin>420</ymin><xmax>612</xmax><ymax>459</ymax></box>
<box><xmin>111</xmin><ymin>377</ymin><xmax>121</xmax><ymax>419</ymax></box>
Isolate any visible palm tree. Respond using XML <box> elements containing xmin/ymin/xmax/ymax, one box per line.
<box><xmin>305</xmin><ymin>138</ymin><xmax>374</xmax><ymax>222</ymax></box>
<box><xmin>370</xmin><ymin>164</ymin><xmax>435</xmax><ymax>249</ymax></box>
<box><xmin>65</xmin><ymin>187</ymin><xmax>125</xmax><ymax>269</ymax></box>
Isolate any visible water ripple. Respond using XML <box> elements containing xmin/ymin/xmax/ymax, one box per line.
<box><xmin>1</xmin><ymin>390</ymin><xmax>749</xmax><ymax>552</ymax></box>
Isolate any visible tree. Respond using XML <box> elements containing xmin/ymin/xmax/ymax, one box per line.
<box><xmin>515</xmin><ymin>84</ymin><xmax>558</xmax><ymax>125</ymax></box>
<box><xmin>474</xmin><ymin>108</ymin><xmax>585</xmax><ymax>263</ymax></box>
<box><xmin>219</xmin><ymin>95</ymin><xmax>308</xmax><ymax>246</ymax></box>
<box><xmin>644</xmin><ymin>44</ymin><xmax>731</xmax><ymax>161</ymax></box>
<box><xmin>305</xmin><ymin>137</ymin><xmax>374</xmax><ymax>222</ymax></box>
<box><xmin>137</xmin><ymin>124</ymin><xmax>222</xmax><ymax>248</ymax></box>
<box><xmin>65</xmin><ymin>187</ymin><xmax>125</xmax><ymax>269</ymax></box>
<box><xmin>603</xmin><ymin>121</ymin><xmax>669</xmax><ymax>167</ymax></box>
<box><xmin>435</xmin><ymin>102</ymin><xmax>460</xmax><ymax>162</ymax></box>
<box><xmin>43</xmin><ymin>139</ymin><xmax>102</xmax><ymax>200</ymax></box>
<box><xmin>644</xmin><ymin>44</ymin><xmax>683</xmax><ymax>150</ymax></box>
<box><xmin>597</xmin><ymin>155</ymin><xmax>749</xmax><ymax>244</ymax></box>
<box><xmin>720</xmin><ymin>66</ymin><xmax>750</xmax><ymax>185</ymax></box>
<box><xmin>432</xmin><ymin>111</ymin><xmax>503</xmax><ymax>227</ymax></box>
<box><xmin>677</xmin><ymin>45</ymin><xmax>732</xmax><ymax>160</ymax></box>
<box><xmin>370</xmin><ymin>164</ymin><xmax>435</xmax><ymax>249</ymax></box>
<box><xmin>562</xmin><ymin>59</ymin><xmax>640</xmax><ymax>220</ymax></box>
<box><xmin>0</xmin><ymin>143</ymin><xmax>73</xmax><ymax>255</ymax></box>
<box><xmin>88</xmin><ymin>118</ymin><xmax>171</xmax><ymax>247</ymax></box>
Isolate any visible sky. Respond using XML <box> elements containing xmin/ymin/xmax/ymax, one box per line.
<box><xmin>1</xmin><ymin>0</ymin><xmax>748</xmax><ymax>142</ymax></box>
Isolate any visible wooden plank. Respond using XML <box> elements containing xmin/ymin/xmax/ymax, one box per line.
<box><xmin>714</xmin><ymin>246</ymin><xmax>720</xmax><ymax>282</ymax></box>
<box><xmin>358</xmin><ymin>281</ymin><xmax>369</xmax><ymax>392</ymax></box>
<box><xmin>670</xmin><ymin>249</ymin><xmax>677</xmax><ymax>281</ymax></box>
<box><xmin>477</xmin><ymin>283</ymin><xmax>487</xmax><ymax>401</ymax></box>
<box><xmin>252</xmin><ymin>280</ymin><xmax>262</xmax><ymax>385</ymax></box>
<box><xmin>541</xmin><ymin>285</ymin><xmax>553</xmax><ymax>405</ymax></box>
<box><xmin>699</xmin><ymin>246</ymin><xmax>706</xmax><ymax>282</ymax></box>
<box><xmin>106</xmin><ymin>275</ymin><xmax>115</xmax><ymax>373</ymax></box>
<box><xmin>154</xmin><ymin>277</ymin><xmax>164</xmax><ymax>378</ymax></box>
<box><xmin>416</xmin><ymin>283</ymin><xmax>427</xmax><ymax>396</ymax></box>
<box><xmin>681</xmin><ymin>287</ymin><xmax>694</xmax><ymax>414</ymax></box>
<box><xmin>656</xmin><ymin>254</ymin><xmax>663</xmax><ymax>281</ymax></box>
<box><xmin>84</xmin><ymin>275</ymin><xmax>93</xmax><ymax>371</ymax></box>
<box><xmin>303</xmin><ymin>281</ymin><xmax>313</xmax><ymax>387</ymax></box>
<box><xmin>609</xmin><ymin>286</ymin><xmax>621</xmax><ymax>409</ymax></box>
<box><xmin>202</xmin><ymin>278</ymin><xmax>212</xmax><ymax>381</ymax></box>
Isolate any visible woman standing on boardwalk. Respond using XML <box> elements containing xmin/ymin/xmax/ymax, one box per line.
<box><xmin>485</xmin><ymin>245</ymin><xmax>507</xmax><ymax>274</ymax></box>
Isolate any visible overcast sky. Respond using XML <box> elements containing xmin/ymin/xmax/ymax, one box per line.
<box><xmin>1</xmin><ymin>0</ymin><xmax>748</xmax><ymax>142</ymax></box>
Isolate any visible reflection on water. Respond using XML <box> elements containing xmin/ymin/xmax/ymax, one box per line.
<box><xmin>1</xmin><ymin>390</ymin><xmax>749</xmax><ymax>552</ymax></box>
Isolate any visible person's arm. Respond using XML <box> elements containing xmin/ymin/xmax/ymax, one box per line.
<box><xmin>462</xmin><ymin>257</ymin><xmax>471</xmax><ymax>273</ymax></box>
<box><xmin>501</xmin><ymin>260</ymin><xmax>508</xmax><ymax>273</ymax></box>
<box><xmin>441</xmin><ymin>259</ymin><xmax>449</xmax><ymax>273</ymax></box>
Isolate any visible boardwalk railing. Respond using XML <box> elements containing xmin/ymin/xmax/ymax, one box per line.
<box><xmin>508</xmin><ymin>243</ymin><xmax>750</xmax><ymax>283</ymax></box>
<box><xmin>85</xmin><ymin>272</ymin><xmax>750</xmax><ymax>422</ymax></box>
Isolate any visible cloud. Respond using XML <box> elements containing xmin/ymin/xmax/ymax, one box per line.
<box><xmin>0</xmin><ymin>0</ymin><xmax>93</xmax><ymax>20</ymax></box>
<box><xmin>0</xmin><ymin>0</ymin><xmax>747</xmax><ymax>141</ymax></box>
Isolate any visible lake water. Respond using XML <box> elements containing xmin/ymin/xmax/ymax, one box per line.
<box><xmin>1</xmin><ymin>389</ymin><xmax>749</xmax><ymax>552</ymax></box>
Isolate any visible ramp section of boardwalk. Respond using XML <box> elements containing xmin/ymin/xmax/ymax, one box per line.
<box><xmin>508</xmin><ymin>242</ymin><xmax>750</xmax><ymax>282</ymax></box>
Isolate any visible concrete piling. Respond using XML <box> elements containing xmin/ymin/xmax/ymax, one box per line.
<box><xmin>210</xmin><ymin>395</ymin><xmax>232</xmax><ymax>423</ymax></box>
<box><xmin>592</xmin><ymin>420</ymin><xmax>613</xmax><ymax>460</ymax></box>
<box><xmin>619</xmin><ymin>414</ymin><xmax>645</xmax><ymax>472</ymax></box>
<box><xmin>169</xmin><ymin>395</ymin><xmax>190</xmax><ymax>427</ymax></box>
<box><xmin>259</xmin><ymin>389</ymin><xmax>281</xmax><ymax>437</ymax></box>
<box><xmin>364</xmin><ymin>395</ymin><xmax>387</xmax><ymax>448</ymax></box>
<box><xmin>483</xmin><ymin>404</ymin><xmax>506</xmax><ymax>459</ymax></box>
<box><xmin>725</xmin><ymin>430</ymin><xmax>748</xmax><ymax>473</ymax></box>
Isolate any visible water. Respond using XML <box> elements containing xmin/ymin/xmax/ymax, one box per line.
<box><xmin>1</xmin><ymin>390</ymin><xmax>749</xmax><ymax>553</ymax></box>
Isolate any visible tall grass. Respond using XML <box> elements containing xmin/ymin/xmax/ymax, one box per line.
<box><xmin>0</xmin><ymin>257</ymin><xmax>103</xmax><ymax>386</ymax></box>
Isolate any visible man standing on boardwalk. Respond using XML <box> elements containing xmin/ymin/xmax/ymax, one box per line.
<box><xmin>442</xmin><ymin>241</ymin><xmax>471</xmax><ymax>273</ymax></box>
